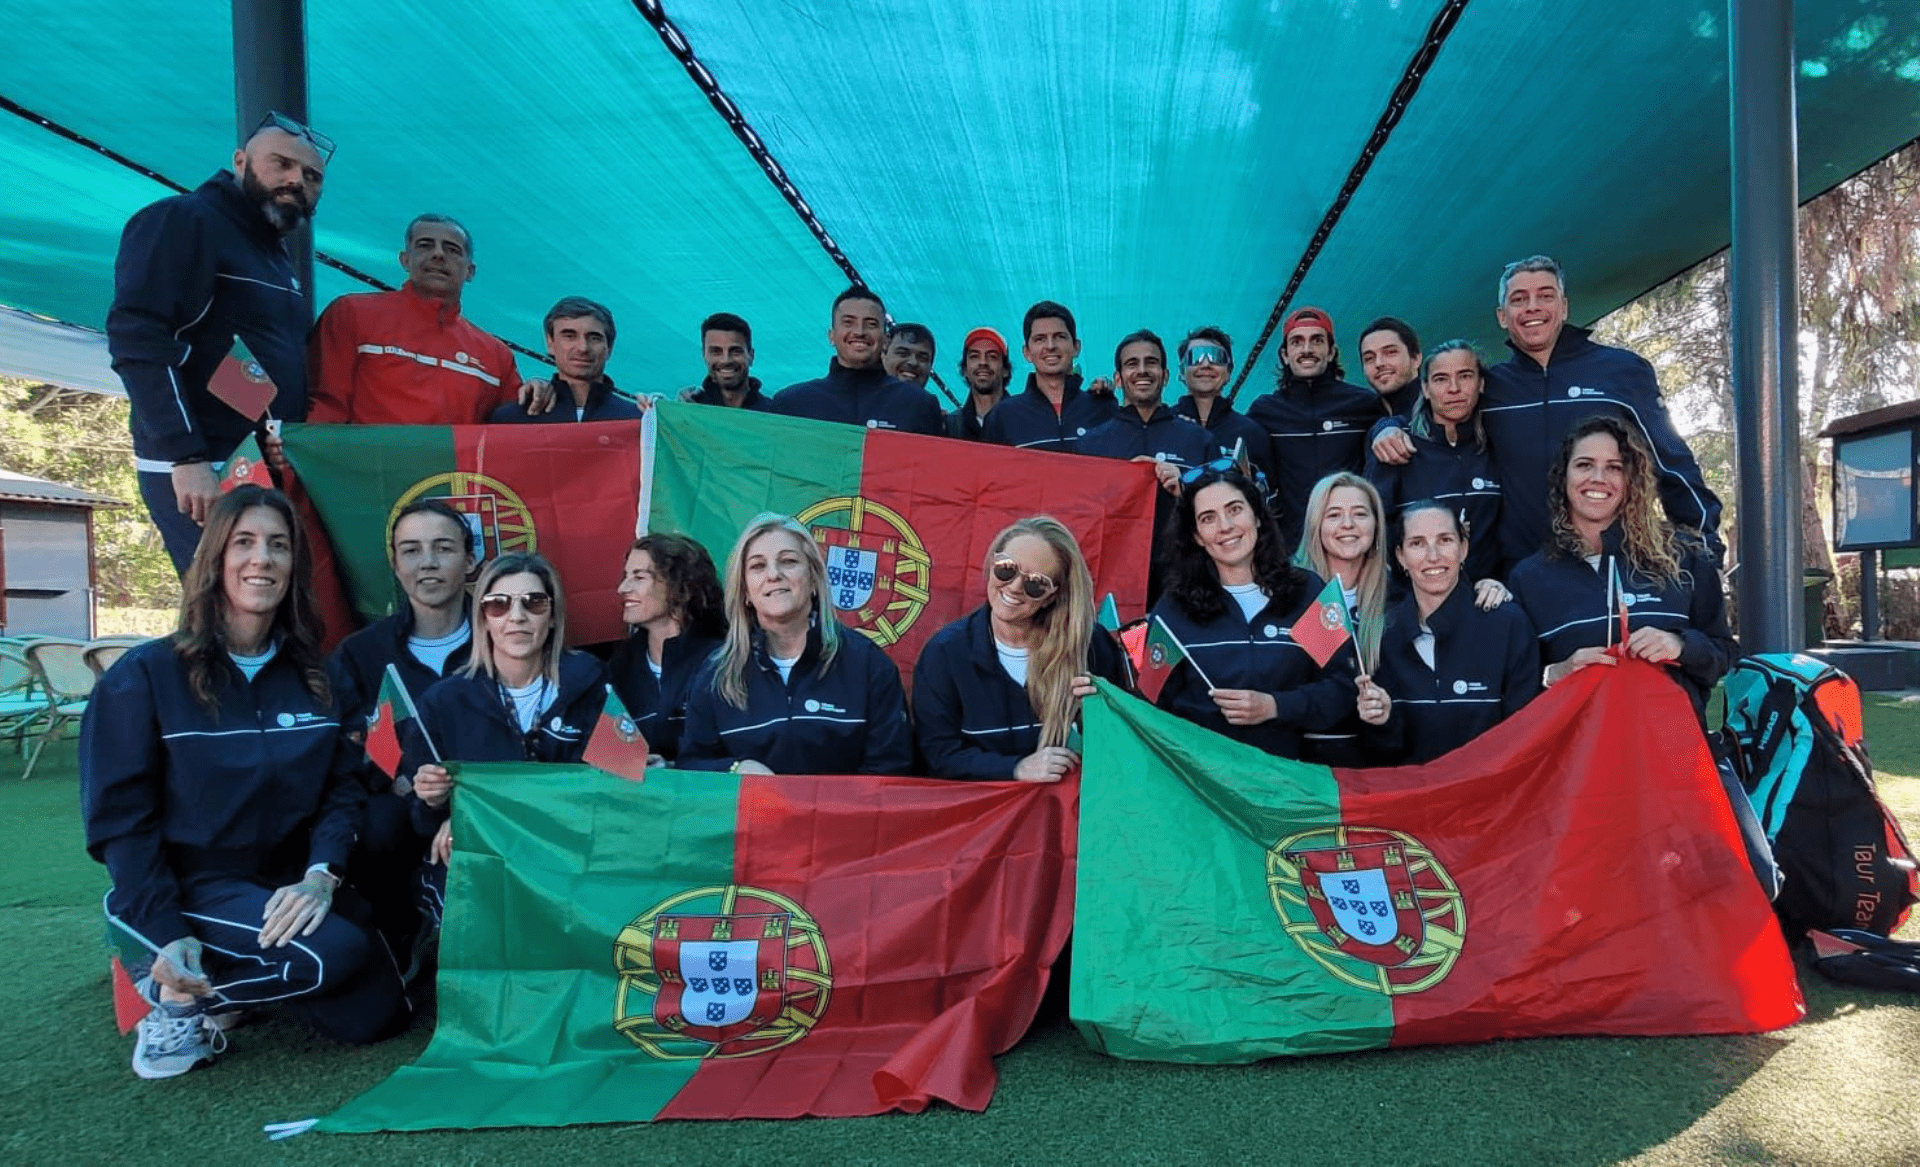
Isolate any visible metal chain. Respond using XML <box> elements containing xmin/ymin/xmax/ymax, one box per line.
<box><xmin>632</xmin><ymin>0</ymin><xmax>870</xmax><ymax>292</ymax></box>
<box><xmin>1226</xmin><ymin>0</ymin><xmax>1473</xmax><ymax>401</ymax></box>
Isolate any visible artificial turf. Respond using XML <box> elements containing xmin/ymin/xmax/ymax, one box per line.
<box><xmin>6</xmin><ymin>703</ymin><xmax>1918</xmax><ymax>1167</ymax></box>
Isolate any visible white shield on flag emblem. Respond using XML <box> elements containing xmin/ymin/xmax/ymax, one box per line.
<box><xmin>1288</xmin><ymin>839</ymin><xmax>1428</xmax><ymax>967</ymax></box>
<box><xmin>825</xmin><ymin>545</ymin><xmax>879</xmax><ymax>610</ymax></box>
<box><xmin>649</xmin><ymin>913</ymin><xmax>790</xmax><ymax>1043</ymax></box>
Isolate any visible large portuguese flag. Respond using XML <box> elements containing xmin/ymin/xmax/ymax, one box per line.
<box><xmin>319</xmin><ymin>764</ymin><xmax>1075</xmax><ymax>1130</ymax></box>
<box><xmin>641</xmin><ymin>402</ymin><xmax>1156</xmax><ymax>689</ymax></box>
<box><xmin>1070</xmin><ymin>661</ymin><xmax>1804</xmax><ymax>1061</ymax></box>
<box><xmin>281</xmin><ymin>421</ymin><xmax>642</xmax><ymax>644</ymax></box>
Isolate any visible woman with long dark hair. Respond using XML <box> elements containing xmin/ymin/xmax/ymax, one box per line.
<box><xmin>680</xmin><ymin>514</ymin><xmax>912</xmax><ymax>775</ymax></box>
<box><xmin>81</xmin><ymin>485</ymin><xmax>406</xmax><ymax>1079</ymax></box>
<box><xmin>913</xmin><ymin>516</ymin><xmax>1128</xmax><ymax>780</ymax></box>
<box><xmin>607</xmin><ymin>533</ymin><xmax>726</xmax><ymax>765</ymax></box>
<box><xmin>1151</xmin><ymin>466</ymin><xmax>1357</xmax><ymax>758</ymax></box>
<box><xmin>1508</xmin><ymin>415</ymin><xmax>1735</xmax><ymax>717</ymax></box>
<box><xmin>1358</xmin><ymin>502</ymin><xmax>1540</xmax><ymax>763</ymax></box>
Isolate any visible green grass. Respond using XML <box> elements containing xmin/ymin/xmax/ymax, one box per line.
<box><xmin>7</xmin><ymin>715</ymin><xmax>1918</xmax><ymax>1167</ymax></box>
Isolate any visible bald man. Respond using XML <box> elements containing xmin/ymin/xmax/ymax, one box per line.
<box><xmin>108</xmin><ymin>114</ymin><xmax>332</xmax><ymax>572</ymax></box>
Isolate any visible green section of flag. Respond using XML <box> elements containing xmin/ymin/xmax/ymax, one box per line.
<box><xmin>1070</xmin><ymin>682</ymin><xmax>1393</xmax><ymax>1061</ymax></box>
<box><xmin>320</xmin><ymin>764</ymin><xmax>743</xmax><ymax>1131</ymax></box>
<box><xmin>643</xmin><ymin>402</ymin><xmax>865</xmax><ymax>547</ymax></box>
<box><xmin>281</xmin><ymin>424</ymin><xmax>459</xmax><ymax>621</ymax></box>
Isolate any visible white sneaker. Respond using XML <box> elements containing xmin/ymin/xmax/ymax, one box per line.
<box><xmin>131</xmin><ymin>1001</ymin><xmax>226</xmax><ymax>1080</ymax></box>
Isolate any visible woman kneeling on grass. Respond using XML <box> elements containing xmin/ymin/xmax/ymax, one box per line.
<box><xmin>81</xmin><ymin>485</ymin><xmax>408</xmax><ymax>1080</ymax></box>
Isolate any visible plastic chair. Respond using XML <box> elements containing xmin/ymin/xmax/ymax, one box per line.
<box><xmin>82</xmin><ymin>638</ymin><xmax>143</xmax><ymax>678</ymax></box>
<box><xmin>0</xmin><ymin>646</ymin><xmax>49</xmax><ymax>757</ymax></box>
<box><xmin>20</xmin><ymin>639</ymin><xmax>95</xmax><ymax>779</ymax></box>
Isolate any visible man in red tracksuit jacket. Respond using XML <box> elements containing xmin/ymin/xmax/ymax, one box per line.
<box><xmin>306</xmin><ymin>213</ymin><xmax>523</xmax><ymax>425</ymax></box>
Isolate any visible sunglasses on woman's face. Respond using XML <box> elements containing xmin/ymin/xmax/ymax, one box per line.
<box><xmin>991</xmin><ymin>558</ymin><xmax>1057</xmax><ymax>599</ymax></box>
<box><xmin>480</xmin><ymin>591</ymin><xmax>552</xmax><ymax>619</ymax></box>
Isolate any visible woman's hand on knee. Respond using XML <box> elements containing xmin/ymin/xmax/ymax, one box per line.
<box><xmin>412</xmin><ymin>764</ymin><xmax>453</xmax><ymax>807</ymax></box>
<box><xmin>259</xmin><ymin>868</ymin><xmax>339</xmax><ymax>948</ymax></box>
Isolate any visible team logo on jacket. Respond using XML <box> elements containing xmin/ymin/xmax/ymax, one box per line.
<box><xmin>613</xmin><ymin>885</ymin><xmax>831</xmax><ymax>1059</ymax></box>
<box><xmin>797</xmin><ymin>496</ymin><xmax>931</xmax><ymax>648</ymax></box>
<box><xmin>1266</xmin><ymin>826</ymin><xmax>1464</xmax><ymax>995</ymax></box>
<box><xmin>388</xmin><ymin>471</ymin><xmax>536</xmax><ymax>577</ymax></box>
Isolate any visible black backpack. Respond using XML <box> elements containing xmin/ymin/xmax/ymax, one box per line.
<box><xmin>1721</xmin><ymin>653</ymin><xmax>1917</xmax><ymax>939</ymax></box>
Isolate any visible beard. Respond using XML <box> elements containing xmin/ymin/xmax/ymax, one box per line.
<box><xmin>239</xmin><ymin>160</ymin><xmax>312</xmax><ymax>234</ymax></box>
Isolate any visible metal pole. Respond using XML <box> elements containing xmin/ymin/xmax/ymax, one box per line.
<box><xmin>1861</xmin><ymin>549</ymin><xmax>1879</xmax><ymax>642</ymax></box>
<box><xmin>232</xmin><ymin>0</ymin><xmax>314</xmax><ymax>322</ymax></box>
<box><xmin>1729</xmin><ymin>0</ymin><xmax>1802</xmax><ymax>652</ymax></box>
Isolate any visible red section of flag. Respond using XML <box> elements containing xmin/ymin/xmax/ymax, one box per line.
<box><xmin>1329</xmin><ymin>661</ymin><xmax>1803</xmax><ymax>1045</ymax></box>
<box><xmin>852</xmin><ymin>432</ymin><xmax>1155</xmax><ymax>691</ymax></box>
<box><xmin>1290</xmin><ymin>576</ymin><xmax>1352</xmax><ymax>667</ymax></box>
<box><xmin>453</xmin><ymin>424</ymin><xmax>640</xmax><ymax>646</ymax></box>
<box><xmin>1136</xmin><ymin>618</ymin><xmax>1186</xmax><ymax>703</ymax></box>
<box><xmin>656</xmin><ymin>773</ymin><xmax>1077</xmax><ymax>1119</ymax></box>
<box><xmin>218</xmin><ymin>436</ymin><xmax>275</xmax><ymax>493</ymax></box>
<box><xmin>582</xmin><ymin>689</ymin><xmax>650</xmax><ymax>782</ymax></box>
<box><xmin>208</xmin><ymin>351</ymin><xmax>277</xmax><ymax>420</ymax></box>
<box><xmin>110</xmin><ymin>955</ymin><xmax>150</xmax><ymax>1034</ymax></box>
<box><xmin>282</xmin><ymin>469</ymin><xmax>362</xmax><ymax>654</ymax></box>
<box><xmin>365</xmin><ymin>698</ymin><xmax>403</xmax><ymax>781</ymax></box>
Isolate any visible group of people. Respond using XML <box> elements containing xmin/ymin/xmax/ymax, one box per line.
<box><xmin>83</xmin><ymin>114</ymin><xmax>1753</xmax><ymax>1082</ymax></box>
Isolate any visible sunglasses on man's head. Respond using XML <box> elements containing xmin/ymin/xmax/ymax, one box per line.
<box><xmin>253</xmin><ymin>110</ymin><xmax>337</xmax><ymax>162</ymax></box>
<box><xmin>1180</xmin><ymin>456</ymin><xmax>1272</xmax><ymax>495</ymax></box>
<box><xmin>1181</xmin><ymin>344</ymin><xmax>1230</xmax><ymax>370</ymax></box>
<box><xmin>480</xmin><ymin>591</ymin><xmax>552</xmax><ymax>618</ymax></box>
<box><xmin>990</xmin><ymin>558</ymin><xmax>1057</xmax><ymax>599</ymax></box>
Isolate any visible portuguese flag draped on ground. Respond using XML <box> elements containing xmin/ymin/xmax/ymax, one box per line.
<box><xmin>641</xmin><ymin>402</ymin><xmax>1156</xmax><ymax>689</ymax></box>
<box><xmin>1071</xmin><ymin>661</ymin><xmax>1804</xmax><ymax>1062</ymax></box>
<box><xmin>319</xmin><ymin>765</ymin><xmax>1075</xmax><ymax>1130</ymax></box>
<box><xmin>280</xmin><ymin>421</ymin><xmax>642</xmax><ymax>644</ymax></box>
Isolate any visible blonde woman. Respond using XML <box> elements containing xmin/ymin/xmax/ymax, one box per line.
<box><xmin>408</xmin><ymin>552</ymin><xmax>608</xmax><ymax>922</ymax></box>
<box><xmin>1293</xmin><ymin>472</ymin><xmax>1389</xmax><ymax>766</ymax></box>
<box><xmin>912</xmin><ymin>517</ymin><xmax>1129</xmax><ymax>781</ymax></box>
<box><xmin>679</xmin><ymin>514</ymin><xmax>911</xmax><ymax>775</ymax></box>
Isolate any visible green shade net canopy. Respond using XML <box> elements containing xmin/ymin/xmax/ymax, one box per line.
<box><xmin>2</xmin><ymin>0</ymin><xmax>1917</xmax><ymax>398</ymax></box>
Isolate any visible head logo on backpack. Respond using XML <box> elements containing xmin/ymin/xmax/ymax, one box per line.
<box><xmin>1722</xmin><ymin>653</ymin><xmax>1917</xmax><ymax>941</ymax></box>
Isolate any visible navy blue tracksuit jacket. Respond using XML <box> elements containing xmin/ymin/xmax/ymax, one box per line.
<box><xmin>911</xmin><ymin>605</ymin><xmax>1129</xmax><ymax>779</ymax></box>
<box><xmin>1367</xmin><ymin>584</ymin><xmax>1541</xmax><ymax>764</ymax></box>
<box><xmin>1173</xmin><ymin>394</ymin><xmax>1276</xmax><ymax>488</ymax></box>
<box><xmin>328</xmin><ymin>608</ymin><xmax>472</xmax><ymax>779</ymax></box>
<box><xmin>108</xmin><ymin>172</ymin><xmax>310</xmax><ymax>466</ymax></box>
<box><xmin>607</xmin><ymin>629</ymin><xmax>723</xmax><ymax>762</ymax></box>
<box><xmin>1077</xmin><ymin>404</ymin><xmax>1214</xmax><ymax>469</ymax></box>
<box><xmin>81</xmin><ymin>639</ymin><xmax>364</xmax><ymax>948</ymax></box>
<box><xmin>1148</xmin><ymin>571</ymin><xmax>1359</xmax><ymax>759</ymax></box>
<box><xmin>1508</xmin><ymin>524</ymin><xmax>1735</xmax><ymax>720</ymax></box>
<box><xmin>406</xmin><ymin>650</ymin><xmax>608</xmax><ymax>833</ymax></box>
<box><xmin>1481</xmin><ymin>326</ymin><xmax>1721</xmax><ymax>570</ymax></box>
<box><xmin>488</xmin><ymin>376</ymin><xmax>644</xmax><ymax>423</ymax></box>
<box><xmin>1364</xmin><ymin>418</ymin><xmax>1504</xmax><ymax>584</ymax></box>
<box><xmin>981</xmin><ymin>374</ymin><xmax>1119</xmax><ymax>454</ymax></box>
<box><xmin>1245</xmin><ymin>371</ymin><xmax>1386</xmax><ymax>547</ymax></box>
<box><xmin>679</xmin><ymin>624</ymin><xmax>912</xmax><ymax>775</ymax></box>
<box><xmin>773</xmin><ymin>360</ymin><xmax>943</xmax><ymax>435</ymax></box>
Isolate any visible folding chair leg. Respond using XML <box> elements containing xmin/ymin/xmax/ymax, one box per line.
<box><xmin>21</xmin><ymin>730</ymin><xmax>49</xmax><ymax>781</ymax></box>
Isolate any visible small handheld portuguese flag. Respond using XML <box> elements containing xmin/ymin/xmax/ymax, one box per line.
<box><xmin>208</xmin><ymin>342</ymin><xmax>277</xmax><ymax>421</ymax></box>
<box><xmin>1070</xmin><ymin>661</ymin><xmax>1802</xmax><ymax>1062</ymax></box>
<box><xmin>1135</xmin><ymin>616</ymin><xmax>1197</xmax><ymax>703</ymax></box>
<box><xmin>317</xmin><ymin>765</ymin><xmax>1075</xmax><ymax>1129</ymax></box>
<box><xmin>218</xmin><ymin>434</ymin><xmax>274</xmax><ymax>493</ymax></box>
<box><xmin>1290</xmin><ymin>575</ymin><xmax>1352</xmax><ymax>667</ymax></box>
<box><xmin>365</xmin><ymin>664</ymin><xmax>430</xmax><ymax>781</ymax></box>
<box><xmin>583</xmin><ymin>686</ymin><xmax>650</xmax><ymax>783</ymax></box>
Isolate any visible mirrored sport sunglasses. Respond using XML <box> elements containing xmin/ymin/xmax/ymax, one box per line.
<box><xmin>1180</xmin><ymin>343</ymin><xmax>1231</xmax><ymax>370</ymax></box>
<box><xmin>1180</xmin><ymin>456</ymin><xmax>1272</xmax><ymax>494</ymax></box>
<box><xmin>990</xmin><ymin>558</ymin><xmax>1058</xmax><ymax>599</ymax></box>
<box><xmin>253</xmin><ymin>110</ymin><xmax>337</xmax><ymax>162</ymax></box>
<box><xmin>479</xmin><ymin>591</ymin><xmax>552</xmax><ymax>618</ymax></box>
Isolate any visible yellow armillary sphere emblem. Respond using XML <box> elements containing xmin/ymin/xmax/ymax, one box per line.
<box><xmin>795</xmin><ymin>496</ymin><xmax>931</xmax><ymax>648</ymax></box>
<box><xmin>387</xmin><ymin>471</ymin><xmax>536</xmax><ymax>579</ymax></box>
<box><xmin>612</xmin><ymin>884</ymin><xmax>832</xmax><ymax>1060</ymax></box>
<box><xmin>1267</xmin><ymin>825</ymin><xmax>1465</xmax><ymax>996</ymax></box>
